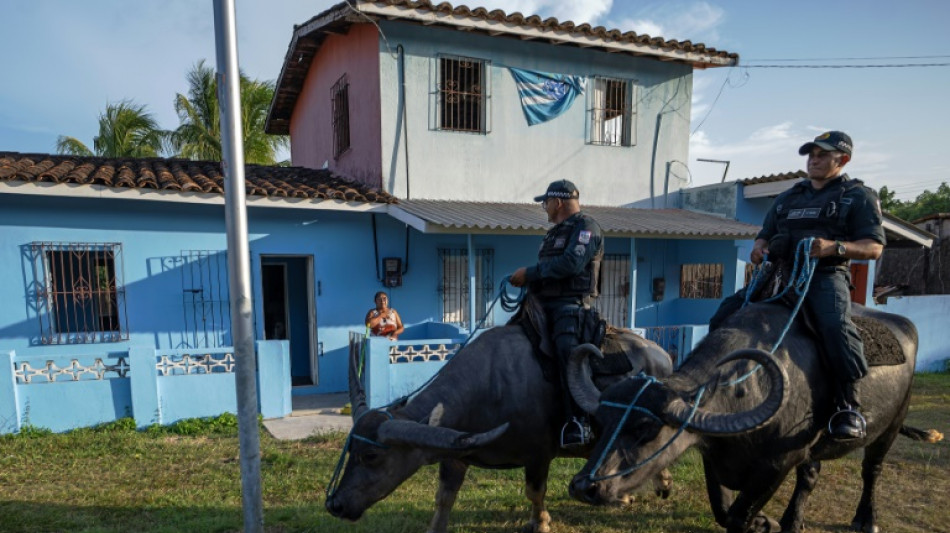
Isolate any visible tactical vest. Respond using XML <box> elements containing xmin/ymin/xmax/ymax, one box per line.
<box><xmin>774</xmin><ymin>177</ymin><xmax>867</xmax><ymax>266</ymax></box>
<box><xmin>535</xmin><ymin>215</ymin><xmax>603</xmax><ymax>298</ymax></box>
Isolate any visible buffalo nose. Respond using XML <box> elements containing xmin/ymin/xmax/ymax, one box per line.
<box><xmin>569</xmin><ymin>477</ymin><xmax>599</xmax><ymax>504</ymax></box>
<box><xmin>325</xmin><ymin>497</ymin><xmax>343</xmax><ymax>516</ymax></box>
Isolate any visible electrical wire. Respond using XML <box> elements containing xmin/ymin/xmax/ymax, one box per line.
<box><xmin>744</xmin><ymin>54</ymin><xmax>950</xmax><ymax>62</ymax></box>
<box><xmin>740</xmin><ymin>63</ymin><xmax>950</xmax><ymax>69</ymax></box>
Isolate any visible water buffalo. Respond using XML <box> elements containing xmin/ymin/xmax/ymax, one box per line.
<box><xmin>324</xmin><ymin>321</ymin><xmax>673</xmax><ymax>533</ymax></box>
<box><xmin>567</xmin><ymin>302</ymin><xmax>942</xmax><ymax>533</ymax></box>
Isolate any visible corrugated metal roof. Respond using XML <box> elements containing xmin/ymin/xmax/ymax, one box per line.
<box><xmin>741</xmin><ymin>170</ymin><xmax>806</xmax><ymax>185</ymax></box>
<box><xmin>391</xmin><ymin>199</ymin><xmax>760</xmax><ymax>239</ymax></box>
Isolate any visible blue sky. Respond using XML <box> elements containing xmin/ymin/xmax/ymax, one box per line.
<box><xmin>2</xmin><ymin>0</ymin><xmax>947</xmax><ymax>199</ymax></box>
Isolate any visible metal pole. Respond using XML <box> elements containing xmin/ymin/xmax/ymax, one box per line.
<box><xmin>467</xmin><ymin>233</ymin><xmax>476</xmax><ymax>333</ymax></box>
<box><xmin>213</xmin><ymin>2</ymin><xmax>263</xmax><ymax>532</ymax></box>
<box><xmin>628</xmin><ymin>238</ymin><xmax>637</xmax><ymax>329</ymax></box>
<box><xmin>696</xmin><ymin>158</ymin><xmax>731</xmax><ymax>183</ymax></box>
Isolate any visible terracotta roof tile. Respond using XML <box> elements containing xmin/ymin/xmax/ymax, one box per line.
<box><xmin>0</xmin><ymin>152</ymin><xmax>397</xmax><ymax>205</ymax></box>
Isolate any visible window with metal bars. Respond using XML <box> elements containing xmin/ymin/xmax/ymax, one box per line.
<box><xmin>589</xmin><ymin>76</ymin><xmax>636</xmax><ymax>146</ymax></box>
<box><xmin>599</xmin><ymin>254</ymin><xmax>631</xmax><ymax>327</ymax></box>
<box><xmin>438</xmin><ymin>56</ymin><xmax>489</xmax><ymax>133</ymax></box>
<box><xmin>331</xmin><ymin>74</ymin><xmax>350</xmax><ymax>158</ymax></box>
<box><xmin>438</xmin><ymin>248</ymin><xmax>494</xmax><ymax>327</ymax></box>
<box><xmin>680</xmin><ymin>263</ymin><xmax>724</xmax><ymax>299</ymax></box>
<box><xmin>31</xmin><ymin>242</ymin><xmax>128</xmax><ymax>344</ymax></box>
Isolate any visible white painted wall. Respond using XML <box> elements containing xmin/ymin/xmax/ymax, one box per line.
<box><xmin>376</xmin><ymin>21</ymin><xmax>694</xmax><ymax>207</ymax></box>
<box><xmin>871</xmin><ymin>294</ymin><xmax>950</xmax><ymax>372</ymax></box>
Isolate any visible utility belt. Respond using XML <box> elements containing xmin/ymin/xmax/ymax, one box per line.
<box><xmin>815</xmin><ymin>264</ymin><xmax>850</xmax><ymax>274</ymax></box>
<box><xmin>542</xmin><ymin>294</ymin><xmax>595</xmax><ymax>309</ymax></box>
<box><xmin>543</xmin><ymin>300</ymin><xmax>606</xmax><ymax>348</ymax></box>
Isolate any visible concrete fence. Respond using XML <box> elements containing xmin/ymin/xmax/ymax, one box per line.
<box><xmin>352</xmin><ymin>321</ymin><xmax>710</xmax><ymax>408</ymax></box>
<box><xmin>0</xmin><ymin>340</ymin><xmax>291</xmax><ymax>435</ymax></box>
<box><xmin>352</xmin><ymin>321</ymin><xmax>468</xmax><ymax>409</ymax></box>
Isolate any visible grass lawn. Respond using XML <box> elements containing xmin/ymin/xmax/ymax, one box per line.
<box><xmin>0</xmin><ymin>374</ymin><xmax>947</xmax><ymax>533</ymax></box>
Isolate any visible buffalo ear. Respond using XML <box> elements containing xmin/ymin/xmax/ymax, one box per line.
<box><xmin>377</xmin><ymin>419</ymin><xmax>509</xmax><ymax>451</ymax></box>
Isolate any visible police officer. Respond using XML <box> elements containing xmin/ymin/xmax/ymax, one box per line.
<box><xmin>709</xmin><ymin>131</ymin><xmax>885</xmax><ymax>440</ymax></box>
<box><xmin>510</xmin><ymin>179</ymin><xmax>604</xmax><ymax>447</ymax></box>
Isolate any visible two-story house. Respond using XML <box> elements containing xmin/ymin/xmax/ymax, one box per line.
<box><xmin>1</xmin><ymin>1</ymin><xmax>765</xmax><ymax>433</ymax></box>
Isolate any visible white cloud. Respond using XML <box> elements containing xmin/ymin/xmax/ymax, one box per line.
<box><xmin>689</xmin><ymin>122</ymin><xmax>805</xmax><ymax>185</ymax></box>
<box><xmin>615</xmin><ymin>1</ymin><xmax>725</xmax><ymax>42</ymax></box>
<box><xmin>476</xmin><ymin>0</ymin><xmax>612</xmax><ymax>25</ymax></box>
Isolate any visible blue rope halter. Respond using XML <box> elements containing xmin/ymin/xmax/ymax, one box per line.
<box><xmin>325</xmin><ymin>407</ymin><xmax>393</xmax><ymax>500</ymax></box>
<box><xmin>586</xmin><ymin>375</ymin><xmax>705</xmax><ymax>482</ymax></box>
<box><xmin>326</xmin><ymin>277</ymin><xmax>525</xmax><ymax>500</ymax></box>
<box><xmin>585</xmin><ymin>238</ymin><xmax>821</xmax><ymax>480</ymax></box>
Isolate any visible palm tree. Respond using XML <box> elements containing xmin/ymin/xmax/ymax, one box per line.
<box><xmin>169</xmin><ymin>60</ymin><xmax>288</xmax><ymax>165</ymax></box>
<box><xmin>56</xmin><ymin>100</ymin><xmax>166</xmax><ymax>158</ymax></box>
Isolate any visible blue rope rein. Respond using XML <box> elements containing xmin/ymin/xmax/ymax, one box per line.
<box><xmin>326</xmin><ymin>407</ymin><xmax>393</xmax><ymax>500</ymax></box>
<box><xmin>723</xmin><ymin>237</ymin><xmax>819</xmax><ymax>387</ymax></box>
<box><xmin>457</xmin><ymin>275</ymin><xmax>525</xmax><ymax>348</ymax></box>
<box><xmin>587</xmin><ymin>376</ymin><xmax>705</xmax><ymax>482</ymax></box>
<box><xmin>326</xmin><ymin>277</ymin><xmax>525</xmax><ymax>500</ymax></box>
<box><xmin>585</xmin><ymin>238</ymin><xmax>821</xmax><ymax>482</ymax></box>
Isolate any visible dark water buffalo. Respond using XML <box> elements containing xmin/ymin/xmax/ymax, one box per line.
<box><xmin>324</xmin><ymin>323</ymin><xmax>673</xmax><ymax>533</ymax></box>
<box><xmin>567</xmin><ymin>303</ymin><xmax>942</xmax><ymax>533</ymax></box>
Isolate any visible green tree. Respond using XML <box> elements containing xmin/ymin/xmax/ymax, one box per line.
<box><xmin>877</xmin><ymin>185</ymin><xmax>901</xmax><ymax>213</ymax></box>
<box><xmin>885</xmin><ymin>182</ymin><xmax>950</xmax><ymax>221</ymax></box>
<box><xmin>169</xmin><ymin>60</ymin><xmax>288</xmax><ymax>165</ymax></box>
<box><xmin>56</xmin><ymin>100</ymin><xmax>166</xmax><ymax>158</ymax></box>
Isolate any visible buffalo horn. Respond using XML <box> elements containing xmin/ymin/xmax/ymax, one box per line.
<box><xmin>377</xmin><ymin>419</ymin><xmax>510</xmax><ymax>450</ymax></box>
<box><xmin>348</xmin><ymin>339</ymin><xmax>369</xmax><ymax>420</ymax></box>
<box><xmin>567</xmin><ymin>343</ymin><xmax>605</xmax><ymax>414</ymax></box>
<box><xmin>662</xmin><ymin>348</ymin><xmax>788</xmax><ymax>435</ymax></box>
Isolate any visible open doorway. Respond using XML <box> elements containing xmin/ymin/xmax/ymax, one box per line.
<box><xmin>261</xmin><ymin>256</ymin><xmax>317</xmax><ymax>387</ymax></box>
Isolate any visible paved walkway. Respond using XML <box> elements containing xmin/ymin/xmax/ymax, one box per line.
<box><xmin>262</xmin><ymin>393</ymin><xmax>353</xmax><ymax>440</ymax></box>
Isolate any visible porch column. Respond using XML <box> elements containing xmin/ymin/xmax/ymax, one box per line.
<box><xmin>0</xmin><ymin>350</ymin><xmax>19</xmax><ymax>434</ymax></box>
<box><xmin>628</xmin><ymin>238</ymin><xmax>638</xmax><ymax>328</ymax></box>
<box><xmin>467</xmin><ymin>233</ymin><xmax>476</xmax><ymax>333</ymax></box>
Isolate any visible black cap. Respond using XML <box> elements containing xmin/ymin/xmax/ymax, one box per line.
<box><xmin>533</xmin><ymin>179</ymin><xmax>580</xmax><ymax>202</ymax></box>
<box><xmin>798</xmin><ymin>131</ymin><xmax>853</xmax><ymax>156</ymax></box>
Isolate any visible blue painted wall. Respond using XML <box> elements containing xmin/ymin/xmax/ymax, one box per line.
<box><xmin>1</xmin><ymin>193</ymin><xmax>742</xmax><ymax>396</ymax></box>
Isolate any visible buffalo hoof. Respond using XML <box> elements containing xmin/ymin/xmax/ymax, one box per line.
<box><xmin>520</xmin><ymin>521</ymin><xmax>551</xmax><ymax>533</ymax></box>
<box><xmin>849</xmin><ymin>519</ymin><xmax>879</xmax><ymax>533</ymax></box>
<box><xmin>748</xmin><ymin>514</ymin><xmax>781</xmax><ymax>533</ymax></box>
<box><xmin>653</xmin><ymin>468</ymin><xmax>673</xmax><ymax>499</ymax></box>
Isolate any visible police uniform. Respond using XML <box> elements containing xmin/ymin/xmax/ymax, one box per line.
<box><xmin>710</xmin><ymin>173</ymin><xmax>886</xmax><ymax>394</ymax></box>
<box><xmin>524</xmin><ymin>211</ymin><xmax>604</xmax><ymax>367</ymax></box>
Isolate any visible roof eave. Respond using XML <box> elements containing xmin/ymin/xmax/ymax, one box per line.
<box><xmin>359</xmin><ymin>3</ymin><xmax>737</xmax><ymax>68</ymax></box>
<box><xmin>265</xmin><ymin>5</ymin><xmax>355</xmax><ymax>134</ymax></box>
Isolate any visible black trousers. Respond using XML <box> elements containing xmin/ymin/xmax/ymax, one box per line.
<box><xmin>543</xmin><ymin>299</ymin><xmax>586</xmax><ymax>419</ymax></box>
<box><xmin>709</xmin><ymin>269</ymin><xmax>868</xmax><ymax>383</ymax></box>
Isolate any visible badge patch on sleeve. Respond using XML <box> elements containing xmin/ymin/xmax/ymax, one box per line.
<box><xmin>578</xmin><ymin>230</ymin><xmax>592</xmax><ymax>244</ymax></box>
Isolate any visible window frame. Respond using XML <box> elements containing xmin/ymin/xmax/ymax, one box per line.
<box><xmin>680</xmin><ymin>263</ymin><xmax>724</xmax><ymax>299</ymax></box>
<box><xmin>588</xmin><ymin>76</ymin><xmax>637</xmax><ymax>147</ymax></box>
<box><xmin>599</xmin><ymin>254</ymin><xmax>632</xmax><ymax>327</ymax></box>
<box><xmin>32</xmin><ymin>242</ymin><xmax>129</xmax><ymax>344</ymax></box>
<box><xmin>331</xmin><ymin>74</ymin><xmax>351</xmax><ymax>159</ymax></box>
<box><xmin>437</xmin><ymin>248</ymin><xmax>494</xmax><ymax>327</ymax></box>
<box><xmin>433</xmin><ymin>54</ymin><xmax>492</xmax><ymax>134</ymax></box>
